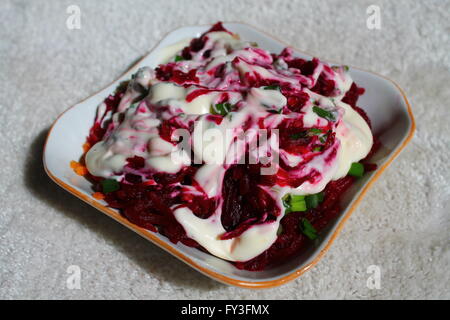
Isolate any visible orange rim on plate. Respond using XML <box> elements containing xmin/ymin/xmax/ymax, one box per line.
<box><xmin>43</xmin><ymin>23</ymin><xmax>415</xmax><ymax>289</ymax></box>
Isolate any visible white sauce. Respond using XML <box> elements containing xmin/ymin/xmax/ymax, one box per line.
<box><xmin>173</xmin><ymin>206</ymin><xmax>280</xmax><ymax>261</ymax></box>
<box><xmin>85</xmin><ymin>27</ymin><xmax>374</xmax><ymax>262</ymax></box>
<box><xmin>333</xmin><ymin>101</ymin><xmax>373</xmax><ymax>179</ymax></box>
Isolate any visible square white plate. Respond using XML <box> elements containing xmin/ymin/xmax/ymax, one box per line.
<box><xmin>43</xmin><ymin>22</ymin><xmax>415</xmax><ymax>288</ymax></box>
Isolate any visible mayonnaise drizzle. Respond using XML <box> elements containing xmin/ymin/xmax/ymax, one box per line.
<box><xmin>85</xmin><ymin>27</ymin><xmax>373</xmax><ymax>262</ymax></box>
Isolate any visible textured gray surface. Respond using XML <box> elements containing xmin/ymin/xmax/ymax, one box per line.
<box><xmin>0</xmin><ymin>0</ymin><xmax>449</xmax><ymax>299</ymax></box>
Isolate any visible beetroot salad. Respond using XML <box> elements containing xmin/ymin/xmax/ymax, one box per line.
<box><xmin>77</xmin><ymin>22</ymin><xmax>378</xmax><ymax>271</ymax></box>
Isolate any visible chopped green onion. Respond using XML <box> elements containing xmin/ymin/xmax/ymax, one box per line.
<box><xmin>291</xmin><ymin>200</ymin><xmax>307</xmax><ymax>212</ymax></box>
<box><xmin>290</xmin><ymin>195</ymin><xmax>305</xmax><ymax>203</ymax></box>
<box><xmin>290</xmin><ymin>131</ymin><xmax>307</xmax><ymax>140</ymax></box>
<box><xmin>305</xmin><ymin>192</ymin><xmax>324</xmax><ymax>209</ymax></box>
<box><xmin>332</xmin><ymin>65</ymin><xmax>349</xmax><ymax>72</ymax></box>
<box><xmin>303</xmin><ymin>228</ymin><xmax>318</xmax><ymax>240</ymax></box>
<box><xmin>211</xmin><ymin>102</ymin><xmax>232</xmax><ymax>116</ymax></box>
<box><xmin>300</xmin><ymin>218</ymin><xmax>318</xmax><ymax>240</ymax></box>
<box><xmin>282</xmin><ymin>194</ymin><xmax>307</xmax><ymax>213</ymax></box>
<box><xmin>303</xmin><ymin>192</ymin><xmax>325</xmax><ymax>209</ymax></box>
<box><xmin>282</xmin><ymin>194</ymin><xmax>291</xmax><ymax>211</ymax></box>
<box><xmin>305</xmin><ymin>194</ymin><xmax>319</xmax><ymax>209</ymax></box>
<box><xmin>282</xmin><ymin>194</ymin><xmax>291</xmax><ymax>207</ymax></box>
<box><xmin>317</xmin><ymin>192</ymin><xmax>325</xmax><ymax>202</ymax></box>
<box><xmin>312</xmin><ymin>106</ymin><xmax>336</xmax><ymax>121</ymax></box>
<box><xmin>263</xmin><ymin>85</ymin><xmax>280</xmax><ymax>91</ymax></box>
<box><xmin>308</xmin><ymin>128</ymin><xmax>323</xmax><ymax>135</ymax></box>
<box><xmin>313</xmin><ymin>146</ymin><xmax>322</xmax><ymax>152</ymax></box>
<box><xmin>282</xmin><ymin>194</ymin><xmax>292</xmax><ymax>214</ymax></box>
<box><xmin>268</xmin><ymin>107</ymin><xmax>283</xmax><ymax>114</ymax></box>
<box><xmin>101</xmin><ymin>179</ymin><xmax>120</xmax><ymax>193</ymax></box>
<box><xmin>348</xmin><ymin>162</ymin><xmax>364</xmax><ymax>177</ymax></box>
<box><xmin>290</xmin><ymin>195</ymin><xmax>306</xmax><ymax>212</ymax></box>
<box><xmin>277</xmin><ymin>225</ymin><xmax>283</xmax><ymax>236</ymax></box>
<box><xmin>174</xmin><ymin>55</ymin><xmax>184</xmax><ymax>62</ymax></box>
<box><xmin>301</xmin><ymin>218</ymin><xmax>316</xmax><ymax>232</ymax></box>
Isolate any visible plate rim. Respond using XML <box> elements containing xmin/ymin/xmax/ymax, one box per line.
<box><xmin>43</xmin><ymin>21</ymin><xmax>416</xmax><ymax>289</ymax></box>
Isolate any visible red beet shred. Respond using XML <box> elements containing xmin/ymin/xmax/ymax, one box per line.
<box><xmin>84</xmin><ymin>22</ymin><xmax>378</xmax><ymax>271</ymax></box>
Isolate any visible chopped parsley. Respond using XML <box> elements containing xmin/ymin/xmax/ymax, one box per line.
<box><xmin>313</xmin><ymin>106</ymin><xmax>336</xmax><ymax>121</ymax></box>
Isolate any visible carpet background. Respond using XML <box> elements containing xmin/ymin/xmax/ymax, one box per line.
<box><xmin>0</xmin><ymin>0</ymin><xmax>449</xmax><ymax>299</ymax></box>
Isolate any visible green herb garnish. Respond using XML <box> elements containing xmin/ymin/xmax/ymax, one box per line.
<box><xmin>174</xmin><ymin>55</ymin><xmax>184</xmax><ymax>62</ymax></box>
<box><xmin>319</xmin><ymin>135</ymin><xmax>327</xmax><ymax>143</ymax></box>
<box><xmin>283</xmin><ymin>194</ymin><xmax>307</xmax><ymax>213</ymax></box>
<box><xmin>291</xmin><ymin>195</ymin><xmax>305</xmax><ymax>203</ymax></box>
<box><xmin>332</xmin><ymin>65</ymin><xmax>349</xmax><ymax>72</ymax></box>
<box><xmin>263</xmin><ymin>85</ymin><xmax>280</xmax><ymax>91</ymax></box>
<box><xmin>308</xmin><ymin>128</ymin><xmax>323</xmax><ymax>135</ymax></box>
<box><xmin>211</xmin><ymin>102</ymin><xmax>233</xmax><ymax>116</ymax></box>
<box><xmin>348</xmin><ymin>162</ymin><xmax>364</xmax><ymax>177</ymax></box>
<box><xmin>282</xmin><ymin>194</ymin><xmax>291</xmax><ymax>213</ymax></box>
<box><xmin>277</xmin><ymin>224</ymin><xmax>283</xmax><ymax>236</ymax></box>
<box><xmin>284</xmin><ymin>192</ymin><xmax>325</xmax><ymax>214</ymax></box>
<box><xmin>313</xmin><ymin>106</ymin><xmax>336</xmax><ymax>121</ymax></box>
<box><xmin>101</xmin><ymin>179</ymin><xmax>120</xmax><ymax>193</ymax></box>
<box><xmin>305</xmin><ymin>192</ymin><xmax>324</xmax><ymax>209</ymax></box>
<box><xmin>290</xmin><ymin>131</ymin><xmax>307</xmax><ymax>140</ymax></box>
<box><xmin>291</xmin><ymin>200</ymin><xmax>307</xmax><ymax>212</ymax></box>
<box><xmin>300</xmin><ymin>218</ymin><xmax>318</xmax><ymax>240</ymax></box>
<box><xmin>267</xmin><ymin>107</ymin><xmax>283</xmax><ymax>114</ymax></box>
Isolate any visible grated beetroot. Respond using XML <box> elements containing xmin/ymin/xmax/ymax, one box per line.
<box><xmin>342</xmin><ymin>82</ymin><xmax>366</xmax><ymax>108</ymax></box>
<box><xmin>88</xmin><ymin>83</ymin><xmax>376</xmax><ymax>271</ymax></box>
<box><xmin>221</xmin><ymin>164</ymin><xmax>279</xmax><ymax>233</ymax></box>
<box><xmin>84</xmin><ymin>23</ymin><xmax>379</xmax><ymax>271</ymax></box>
<box><xmin>86</xmin><ymin>92</ymin><xmax>123</xmax><ymax>145</ymax></box>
